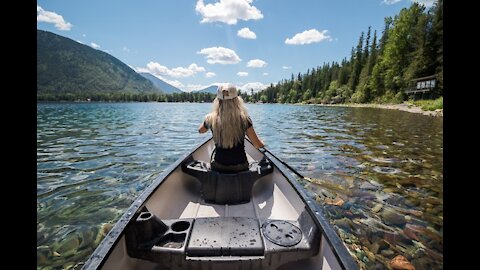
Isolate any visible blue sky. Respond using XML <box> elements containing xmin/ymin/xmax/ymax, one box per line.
<box><xmin>37</xmin><ymin>0</ymin><xmax>436</xmax><ymax>92</ymax></box>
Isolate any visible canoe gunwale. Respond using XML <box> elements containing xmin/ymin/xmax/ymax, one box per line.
<box><xmin>82</xmin><ymin>136</ymin><xmax>212</xmax><ymax>270</ymax></box>
<box><xmin>83</xmin><ymin>136</ymin><xmax>358</xmax><ymax>270</ymax></box>
<box><xmin>260</xmin><ymin>149</ymin><xmax>358</xmax><ymax>270</ymax></box>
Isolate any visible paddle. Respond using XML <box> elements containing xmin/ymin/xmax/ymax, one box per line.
<box><xmin>256</xmin><ymin>144</ymin><xmax>351</xmax><ymax>197</ymax></box>
<box><xmin>244</xmin><ymin>136</ymin><xmax>307</xmax><ymax>179</ymax></box>
<box><xmin>258</xmin><ymin>146</ymin><xmax>305</xmax><ymax>179</ymax></box>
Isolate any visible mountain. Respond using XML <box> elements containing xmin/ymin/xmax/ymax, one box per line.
<box><xmin>37</xmin><ymin>29</ymin><xmax>160</xmax><ymax>97</ymax></box>
<box><xmin>139</xmin><ymin>72</ymin><xmax>183</xmax><ymax>93</ymax></box>
<box><xmin>194</xmin><ymin>85</ymin><xmax>218</xmax><ymax>94</ymax></box>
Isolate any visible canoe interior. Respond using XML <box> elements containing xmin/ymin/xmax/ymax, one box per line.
<box><xmin>90</xmin><ymin>138</ymin><xmax>347</xmax><ymax>270</ymax></box>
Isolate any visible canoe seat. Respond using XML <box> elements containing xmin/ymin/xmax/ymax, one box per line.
<box><xmin>182</xmin><ymin>155</ymin><xmax>273</xmax><ymax>204</ymax></box>
<box><xmin>186</xmin><ymin>217</ymin><xmax>264</xmax><ymax>256</ymax></box>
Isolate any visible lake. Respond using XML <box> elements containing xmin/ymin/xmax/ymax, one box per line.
<box><xmin>37</xmin><ymin>102</ymin><xmax>443</xmax><ymax>269</ymax></box>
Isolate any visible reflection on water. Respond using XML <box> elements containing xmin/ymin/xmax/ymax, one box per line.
<box><xmin>37</xmin><ymin>103</ymin><xmax>442</xmax><ymax>269</ymax></box>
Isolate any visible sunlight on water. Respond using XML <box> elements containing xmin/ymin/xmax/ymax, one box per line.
<box><xmin>37</xmin><ymin>103</ymin><xmax>442</xmax><ymax>269</ymax></box>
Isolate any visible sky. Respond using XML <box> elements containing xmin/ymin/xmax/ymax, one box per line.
<box><xmin>37</xmin><ymin>0</ymin><xmax>436</xmax><ymax>92</ymax></box>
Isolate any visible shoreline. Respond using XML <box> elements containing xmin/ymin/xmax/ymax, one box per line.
<box><xmin>314</xmin><ymin>102</ymin><xmax>443</xmax><ymax>117</ymax></box>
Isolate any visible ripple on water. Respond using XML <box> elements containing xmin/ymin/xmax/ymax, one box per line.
<box><xmin>372</xmin><ymin>166</ymin><xmax>402</xmax><ymax>174</ymax></box>
<box><xmin>369</xmin><ymin>156</ymin><xmax>398</xmax><ymax>164</ymax></box>
<box><xmin>37</xmin><ymin>103</ymin><xmax>443</xmax><ymax>270</ymax></box>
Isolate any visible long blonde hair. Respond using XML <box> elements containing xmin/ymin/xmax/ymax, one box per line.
<box><xmin>205</xmin><ymin>96</ymin><xmax>250</xmax><ymax>148</ymax></box>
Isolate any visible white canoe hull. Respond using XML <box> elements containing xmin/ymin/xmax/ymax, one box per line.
<box><xmin>82</xmin><ymin>137</ymin><xmax>357</xmax><ymax>270</ymax></box>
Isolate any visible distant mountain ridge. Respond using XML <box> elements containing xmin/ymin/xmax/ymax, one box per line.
<box><xmin>139</xmin><ymin>72</ymin><xmax>183</xmax><ymax>93</ymax></box>
<box><xmin>193</xmin><ymin>85</ymin><xmax>218</xmax><ymax>94</ymax></box>
<box><xmin>37</xmin><ymin>29</ymin><xmax>161</xmax><ymax>97</ymax></box>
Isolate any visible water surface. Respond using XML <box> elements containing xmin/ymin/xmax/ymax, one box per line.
<box><xmin>37</xmin><ymin>102</ymin><xmax>442</xmax><ymax>269</ymax></box>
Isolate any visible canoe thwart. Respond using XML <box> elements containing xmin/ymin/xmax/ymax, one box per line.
<box><xmin>187</xmin><ymin>217</ymin><xmax>264</xmax><ymax>257</ymax></box>
<box><xmin>181</xmin><ymin>155</ymin><xmax>273</xmax><ymax>204</ymax></box>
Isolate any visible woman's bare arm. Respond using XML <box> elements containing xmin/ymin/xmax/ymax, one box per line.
<box><xmin>246</xmin><ymin>126</ymin><xmax>265</xmax><ymax>149</ymax></box>
<box><xmin>198</xmin><ymin>122</ymin><xmax>208</xmax><ymax>133</ymax></box>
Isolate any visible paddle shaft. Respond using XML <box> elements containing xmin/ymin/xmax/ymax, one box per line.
<box><xmin>259</xmin><ymin>147</ymin><xmax>306</xmax><ymax>179</ymax></box>
<box><xmin>244</xmin><ymin>137</ymin><xmax>306</xmax><ymax>179</ymax></box>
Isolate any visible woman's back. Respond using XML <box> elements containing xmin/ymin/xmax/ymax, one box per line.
<box><xmin>199</xmin><ymin>84</ymin><xmax>264</xmax><ymax>173</ymax></box>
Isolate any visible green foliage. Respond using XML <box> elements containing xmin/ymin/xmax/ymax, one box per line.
<box><xmin>256</xmin><ymin>2</ymin><xmax>442</xmax><ymax>106</ymax></box>
<box><xmin>411</xmin><ymin>97</ymin><xmax>443</xmax><ymax>111</ymax></box>
<box><xmin>37</xmin><ymin>30</ymin><xmax>161</xmax><ymax>100</ymax></box>
<box><xmin>37</xmin><ymin>91</ymin><xmax>216</xmax><ymax>103</ymax></box>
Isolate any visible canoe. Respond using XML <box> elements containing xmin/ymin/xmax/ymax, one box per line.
<box><xmin>82</xmin><ymin>137</ymin><xmax>358</xmax><ymax>270</ymax></box>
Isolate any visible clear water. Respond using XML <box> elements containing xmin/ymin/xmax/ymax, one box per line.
<box><xmin>37</xmin><ymin>102</ymin><xmax>443</xmax><ymax>269</ymax></box>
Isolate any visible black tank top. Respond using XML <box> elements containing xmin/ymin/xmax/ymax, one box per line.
<box><xmin>204</xmin><ymin>117</ymin><xmax>252</xmax><ymax>165</ymax></box>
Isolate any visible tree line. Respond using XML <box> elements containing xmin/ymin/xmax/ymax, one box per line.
<box><xmin>247</xmin><ymin>1</ymin><xmax>442</xmax><ymax>104</ymax></box>
<box><xmin>37</xmin><ymin>91</ymin><xmax>217</xmax><ymax>102</ymax></box>
<box><xmin>38</xmin><ymin>2</ymin><xmax>442</xmax><ymax>104</ymax></box>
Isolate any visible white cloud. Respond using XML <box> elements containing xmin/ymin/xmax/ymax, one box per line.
<box><xmin>282</xmin><ymin>66</ymin><xmax>292</xmax><ymax>69</ymax></box>
<box><xmin>90</xmin><ymin>42</ymin><xmax>101</xmax><ymax>49</ymax></box>
<box><xmin>195</xmin><ymin>0</ymin><xmax>263</xmax><ymax>25</ymax></box>
<box><xmin>143</xmin><ymin>62</ymin><xmax>206</xmax><ymax>78</ymax></box>
<box><xmin>82</xmin><ymin>34</ymin><xmax>86</xmax><ymax>37</ymax></box>
<box><xmin>237</xmin><ymin>72</ymin><xmax>248</xmax><ymax>77</ymax></box>
<box><xmin>263</xmin><ymin>73</ymin><xmax>268</xmax><ymax>76</ymax></box>
<box><xmin>37</xmin><ymin>6</ymin><xmax>72</xmax><ymax>31</ymax></box>
<box><xmin>205</xmin><ymin>72</ymin><xmax>216</xmax><ymax>78</ymax></box>
<box><xmin>239</xmin><ymin>82</ymin><xmax>267</xmax><ymax>93</ymax></box>
<box><xmin>122</xmin><ymin>47</ymin><xmax>130</xmax><ymax>53</ymax></box>
<box><xmin>383</xmin><ymin>0</ymin><xmax>401</xmax><ymax>4</ymax></box>
<box><xmin>285</xmin><ymin>29</ymin><xmax>332</xmax><ymax>45</ymax></box>
<box><xmin>197</xmin><ymin>46</ymin><xmax>241</xmax><ymax>64</ymax></box>
<box><xmin>247</xmin><ymin>59</ymin><xmax>267</xmax><ymax>68</ymax></box>
<box><xmin>237</xmin><ymin>27</ymin><xmax>256</xmax><ymax>39</ymax></box>
<box><xmin>165</xmin><ymin>79</ymin><xmax>185</xmax><ymax>89</ymax></box>
<box><xmin>411</xmin><ymin>0</ymin><xmax>436</xmax><ymax>7</ymax></box>
<box><xmin>137</xmin><ymin>68</ymin><xmax>186</xmax><ymax>90</ymax></box>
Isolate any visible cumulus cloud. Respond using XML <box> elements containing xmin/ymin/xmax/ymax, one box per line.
<box><xmin>141</xmin><ymin>62</ymin><xmax>206</xmax><ymax>78</ymax></box>
<box><xmin>285</xmin><ymin>29</ymin><xmax>332</xmax><ymax>45</ymax></box>
<box><xmin>195</xmin><ymin>0</ymin><xmax>263</xmax><ymax>25</ymax></box>
<box><xmin>166</xmin><ymin>79</ymin><xmax>185</xmax><ymax>89</ymax></box>
<box><xmin>282</xmin><ymin>66</ymin><xmax>292</xmax><ymax>70</ymax></box>
<box><xmin>237</xmin><ymin>72</ymin><xmax>248</xmax><ymax>77</ymax></box>
<box><xmin>205</xmin><ymin>72</ymin><xmax>216</xmax><ymax>78</ymax></box>
<box><xmin>247</xmin><ymin>59</ymin><xmax>267</xmax><ymax>68</ymax></box>
<box><xmin>237</xmin><ymin>27</ymin><xmax>256</xmax><ymax>39</ymax></box>
<box><xmin>37</xmin><ymin>5</ymin><xmax>72</xmax><ymax>31</ymax></box>
<box><xmin>382</xmin><ymin>0</ymin><xmax>401</xmax><ymax>4</ymax></box>
<box><xmin>90</xmin><ymin>42</ymin><xmax>101</xmax><ymax>49</ymax></box>
<box><xmin>412</xmin><ymin>0</ymin><xmax>436</xmax><ymax>7</ymax></box>
<box><xmin>239</xmin><ymin>82</ymin><xmax>267</xmax><ymax>93</ymax></box>
<box><xmin>263</xmin><ymin>73</ymin><xmax>268</xmax><ymax>76</ymax></box>
<box><xmin>135</xmin><ymin>67</ymin><xmax>186</xmax><ymax>90</ymax></box>
<box><xmin>197</xmin><ymin>46</ymin><xmax>241</xmax><ymax>64</ymax></box>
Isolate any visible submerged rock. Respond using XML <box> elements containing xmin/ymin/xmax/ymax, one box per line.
<box><xmin>37</xmin><ymin>246</ymin><xmax>51</xmax><ymax>266</ymax></box>
<box><xmin>381</xmin><ymin>208</ymin><xmax>406</xmax><ymax>226</ymax></box>
<box><xmin>335</xmin><ymin>218</ymin><xmax>354</xmax><ymax>231</ymax></box>
<box><xmin>389</xmin><ymin>255</ymin><xmax>415</xmax><ymax>270</ymax></box>
<box><xmin>372</xmin><ymin>203</ymin><xmax>383</xmax><ymax>213</ymax></box>
<box><xmin>324</xmin><ymin>197</ymin><xmax>345</xmax><ymax>206</ymax></box>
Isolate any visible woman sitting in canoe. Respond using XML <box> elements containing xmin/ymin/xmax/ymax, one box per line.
<box><xmin>199</xmin><ymin>83</ymin><xmax>264</xmax><ymax>173</ymax></box>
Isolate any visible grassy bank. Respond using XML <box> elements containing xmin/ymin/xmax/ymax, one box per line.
<box><xmin>314</xmin><ymin>99</ymin><xmax>443</xmax><ymax>117</ymax></box>
<box><xmin>408</xmin><ymin>97</ymin><xmax>443</xmax><ymax>111</ymax></box>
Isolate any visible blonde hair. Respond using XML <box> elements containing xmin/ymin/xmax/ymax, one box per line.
<box><xmin>205</xmin><ymin>96</ymin><xmax>250</xmax><ymax>148</ymax></box>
